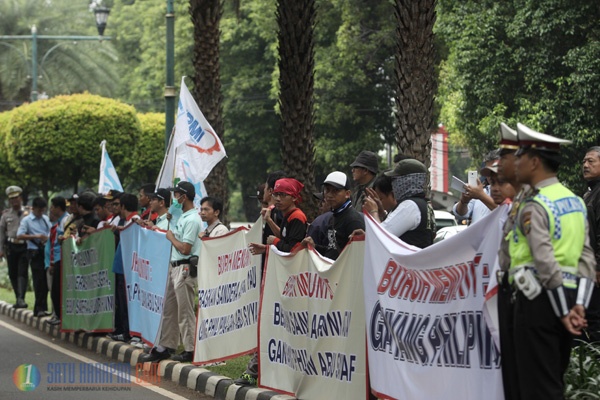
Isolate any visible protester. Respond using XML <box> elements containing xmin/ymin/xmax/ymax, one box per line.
<box><xmin>452</xmin><ymin>150</ymin><xmax>499</xmax><ymax>224</ymax></box>
<box><xmin>107</xmin><ymin>193</ymin><xmax>139</xmax><ymax>342</ymax></box>
<box><xmin>499</xmin><ymin>123</ymin><xmax>596</xmax><ymax>399</ymax></box>
<box><xmin>17</xmin><ymin>197</ymin><xmax>51</xmax><ymax>317</ymax></box>
<box><xmin>140</xmin><ymin>181</ymin><xmax>202</xmax><ymax>363</ymax></box>
<box><xmin>139</xmin><ymin>183</ymin><xmax>158</xmax><ymax>221</ymax></box>
<box><xmin>581</xmin><ymin>146</ymin><xmax>600</xmax><ymax>343</ymax></box>
<box><xmin>199</xmin><ymin>196</ymin><xmax>229</xmax><ymax>238</ymax></box>
<box><xmin>75</xmin><ymin>192</ymin><xmax>100</xmax><ymax>240</ymax></box>
<box><xmin>484</xmin><ymin>160</ymin><xmax>516</xmax><ymax>206</ymax></box>
<box><xmin>44</xmin><ymin>196</ymin><xmax>68</xmax><ymax>325</ymax></box>
<box><xmin>350</xmin><ymin>150</ymin><xmax>379</xmax><ymax>211</ymax></box>
<box><xmin>93</xmin><ymin>196</ymin><xmax>113</xmax><ymax>229</ymax></box>
<box><xmin>306</xmin><ymin>192</ymin><xmax>332</xmax><ymax>248</ymax></box>
<box><xmin>0</xmin><ymin>185</ymin><xmax>29</xmax><ymax>308</ymax></box>
<box><xmin>142</xmin><ymin>188</ymin><xmax>171</xmax><ymax>230</ymax></box>
<box><xmin>302</xmin><ymin>171</ymin><xmax>364</xmax><ymax>259</ymax></box>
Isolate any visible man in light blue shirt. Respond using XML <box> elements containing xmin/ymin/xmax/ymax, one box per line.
<box><xmin>140</xmin><ymin>181</ymin><xmax>202</xmax><ymax>363</ymax></box>
<box><xmin>17</xmin><ymin>197</ymin><xmax>51</xmax><ymax>317</ymax></box>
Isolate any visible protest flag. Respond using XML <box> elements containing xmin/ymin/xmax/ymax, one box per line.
<box><xmin>98</xmin><ymin>140</ymin><xmax>123</xmax><ymax>194</ymax></box>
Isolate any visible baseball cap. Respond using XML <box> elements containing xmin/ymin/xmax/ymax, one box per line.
<box><xmin>5</xmin><ymin>186</ymin><xmax>22</xmax><ymax>199</ymax></box>
<box><xmin>323</xmin><ymin>171</ymin><xmax>350</xmax><ymax>190</ymax></box>
<box><xmin>167</xmin><ymin>181</ymin><xmax>196</xmax><ymax>199</ymax></box>
<box><xmin>480</xmin><ymin>160</ymin><xmax>499</xmax><ymax>178</ymax></box>
<box><xmin>149</xmin><ymin>188</ymin><xmax>171</xmax><ymax>202</ymax></box>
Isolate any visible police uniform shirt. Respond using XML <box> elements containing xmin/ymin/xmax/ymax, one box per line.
<box><xmin>171</xmin><ymin>208</ymin><xmax>202</xmax><ymax>262</ymax></box>
<box><xmin>498</xmin><ymin>185</ymin><xmax>531</xmax><ymax>272</ymax></box>
<box><xmin>0</xmin><ymin>208</ymin><xmax>27</xmax><ymax>245</ymax></box>
<box><xmin>515</xmin><ymin>177</ymin><xmax>595</xmax><ymax>289</ymax></box>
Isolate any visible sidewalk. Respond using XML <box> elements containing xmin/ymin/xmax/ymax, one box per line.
<box><xmin>0</xmin><ymin>300</ymin><xmax>295</xmax><ymax>400</ymax></box>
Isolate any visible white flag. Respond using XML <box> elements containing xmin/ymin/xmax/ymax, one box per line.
<box><xmin>98</xmin><ymin>140</ymin><xmax>123</xmax><ymax>194</ymax></box>
<box><xmin>173</xmin><ymin>76</ymin><xmax>226</xmax><ymax>181</ymax></box>
<box><xmin>156</xmin><ymin>77</ymin><xmax>225</xmax><ymax>209</ymax></box>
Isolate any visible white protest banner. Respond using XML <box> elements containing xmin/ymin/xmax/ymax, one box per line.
<box><xmin>364</xmin><ymin>207</ymin><xmax>508</xmax><ymax>400</ymax></box>
<box><xmin>120</xmin><ymin>223</ymin><xmax>171</xmax><ymax>346</ymax></box>
<box><xmin>259</xmin><ymin>241</ymin><xmax>368</xmax><ymax>399</ymax></box>
<box><xmin>194</xmin><ymin>219</ymin><xmax>263</xmax><ymax>364</ymax></box>
<box><xmin>98</xmin><ymin>140</ymin><xmax>123</xmax><ymax>194</ymax></box>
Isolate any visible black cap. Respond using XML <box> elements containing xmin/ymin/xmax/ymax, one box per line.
<box><xmin>350</xmin><ymin>151</ymin><xmax>378</xmax><ymax>174</ymax></box>
<box><xmin>150</xmin><ymin>188</ymin><xmax>171</xmax><ymax>202</ymax></box>
<box><xmin>167</xmin><ymin>181</ymin><xmax>196</xmax><ymax>199</ymax></box>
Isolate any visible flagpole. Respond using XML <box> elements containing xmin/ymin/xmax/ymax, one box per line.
<box><xmin>156</xmin><ymin>125</ymin><xmax>176</xmax><ymax>187</ymax></box>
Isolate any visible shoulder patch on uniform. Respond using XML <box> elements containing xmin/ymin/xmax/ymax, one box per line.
<box><xmin>522</xmin><ymin>211</ymin><xmax>532</xmax><ymax>235</ymax></box>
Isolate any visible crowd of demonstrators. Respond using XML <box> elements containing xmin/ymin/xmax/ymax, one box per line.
<box><xmin>1</xmin><ymin>132</ymin><xmax>598</xmax><ymax>400</ymax></box>
<box><xmin>452</xmin><ymin>150</ymin><xmax>500</xmax><ymax>225</ymax></box>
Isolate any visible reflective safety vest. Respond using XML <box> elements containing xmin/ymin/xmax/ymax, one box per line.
<box><xmin>508</xmin><ymin>183</ymin><xmax>587</xmax><ymax>288</ymax></box>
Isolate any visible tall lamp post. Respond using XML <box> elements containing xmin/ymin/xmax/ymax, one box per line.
<box><xmin>0</xmin><ymin>7</ymin><xmax>111</xmax><ymax>102</ymax></box>
<box><xmin>164</xmin><ymin>0</ymin><xmax>175</xmax><ymax>151</ymax></box>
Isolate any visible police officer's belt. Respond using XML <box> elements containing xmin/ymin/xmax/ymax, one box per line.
<box><xmin>7</xmin><ymin>238</ymin><xmax>25</xmax><ymax>244</ymax></box>
<box><xmin>508</xmin><ymin>265</ymin><xmax>578</xmax><ymax>288</ymax></box>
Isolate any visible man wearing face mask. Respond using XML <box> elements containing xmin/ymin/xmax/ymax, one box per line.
<box><xmin>140</xmin><ymin>181</ymin><xmax>202</xmax><ymax>363</ymax></box>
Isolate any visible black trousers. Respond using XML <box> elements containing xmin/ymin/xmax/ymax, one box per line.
<box><xmin>512</xmin><ymin>291</ymin><xmax>573</xmax><ymax>400</ymax></box>
<box><xmin>28</xmin><ymin>249</ymin><xmax>48</xmax><ymax>314</ymax></box>
<box><xmin>50</xmin><ymin>261</ymin><xmax>61</xmax><ymax>319</ymax></box>
<box><xmin>498</xmin><ymin>283</ymin><xmax>521</xmax><ymax>400</ymax></box>
<box><xmin>5</xmin><ymin>243</ymin><xmax>28</xmax><ymax>301</ymax></box>
<box><xmin>113</xmin><ymin>273</ymin><xmax>129</xmax><ymax>336</ymax></box>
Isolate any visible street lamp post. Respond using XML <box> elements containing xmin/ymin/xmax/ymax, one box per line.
<box><xmin>164</xmin><ymin>0</ymin><xmax>176</xmax><ymax>151</ymax></box>
<box><xmin>0</xmin><ymin>7</ymin><xmax>111</xmax><ymax>102</ymax></box>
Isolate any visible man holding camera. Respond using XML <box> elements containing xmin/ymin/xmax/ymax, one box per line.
<box><xmin>140</xmin><ymin>181</ymin><xmax>202</xmax><ymax>363</ymax></box>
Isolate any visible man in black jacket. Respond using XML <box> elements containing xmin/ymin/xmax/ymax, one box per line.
<box><xmin>582</xmin><ymin>146</ymin><xmax>600</xmax><ymax>343</ymax></box>
<box><xmin>303</xmin><ymin>171</ymin><xmax>364</xmax><ymax>260</ymax></box>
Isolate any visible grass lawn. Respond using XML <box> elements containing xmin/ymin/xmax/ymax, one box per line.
<box><xmin>0</xmin><ymin>285</ymin><xmax>36</xmax><ymax>310</ymax></box>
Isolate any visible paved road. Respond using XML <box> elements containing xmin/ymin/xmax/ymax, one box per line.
<box><xmin>0</xmin><ymin>313</ymin><xmax>212</xmax><ymax>400</ymax></box>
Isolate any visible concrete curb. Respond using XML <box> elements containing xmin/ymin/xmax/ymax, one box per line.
<box><xmin>0</xmin><ymin>301</ymin><xmax>295</xmax><ymax>400</ymax></box>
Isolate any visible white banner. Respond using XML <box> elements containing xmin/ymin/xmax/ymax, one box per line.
<box><xmin>259</xmin><ymin>242</ymin><xmax>368</xmax><ymax>399</ymax></box>
<box><xmin>364</xmin><ymin>207</ymin><xmax>507</xmax><ymax>400</ymax></box>
<box><xmin>193</xmin><ymin>219</ymin><xmax>263</xmax><ymax>364</ymax></box>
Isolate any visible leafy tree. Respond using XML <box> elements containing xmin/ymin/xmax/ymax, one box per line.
<box><xmin>436</xmin><ymin>0</ymin><xmax>600</xmax><ymax>191</ymax></box>
<box><xmin>130</xmin><ymin>112</ymin><xmax>165</xmax><ymax>188</ymax></box>
<box><xmin>0</xmin><ymin>0</ymin><xmax>119</xmax><ymax>110</ymax></box>
<box><xmin>2</xmin><ymin>93</ymin><xmax>139</xmax><ymax>196</ymax></box>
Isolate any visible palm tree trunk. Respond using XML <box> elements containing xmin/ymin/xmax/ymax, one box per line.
<box><xmin>393</xmin><ymin>0</ymin><xmax>437</xmax><ymax>167</ymax></box>
<box><xmin>276</xmin><ymin>0</ymin><xmax>318</xmax><ymax>220</ymax></box>
<box><xmin>188</xmin><ymin>0</ymin><xmax>229</xmax><ymax>222</ymax></box>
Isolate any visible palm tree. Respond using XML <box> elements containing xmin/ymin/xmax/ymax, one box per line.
<box><xmin>276</xmin><ymin>0</ymin><xmax>318</xmax><ymax>219</ymax></box>
<box><xmin>0</xmin><ymin>0</ymin><xmax>119</xmax><ymax>110</ymax></box>
<box><xmin>188</xmin><ymin>0</ymin><xmax>229</xmax><ymax>220</ymax></box>
<box><xmin>393</xmin><ymin>0</ymin><xmax>437</xmax><ymax>166</ymax></box>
